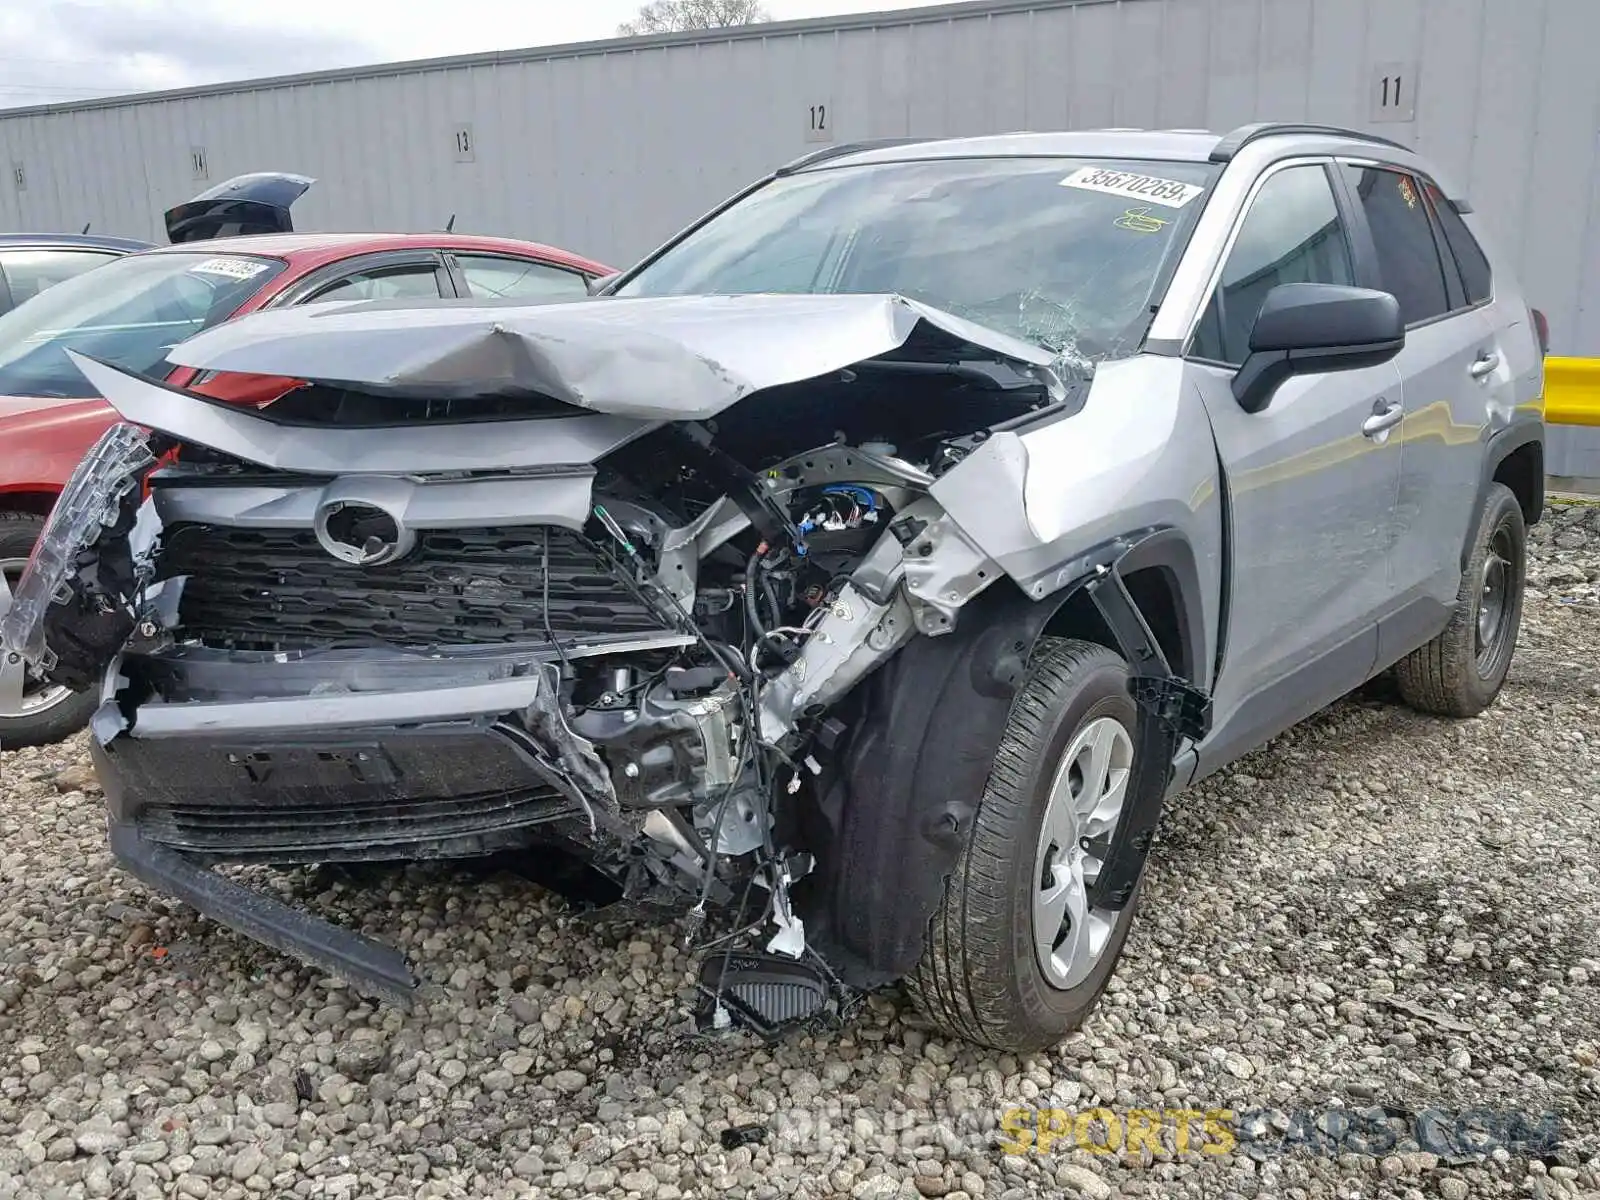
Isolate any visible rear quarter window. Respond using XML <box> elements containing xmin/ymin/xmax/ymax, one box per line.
<box><xmin>1340</xmin><ymin>165</ymin><xmax>1451</xmax><ymax>326</ymax></box>
<box><xmin>1424</xmin><ymin>181</ymin><xmax>1493</xmax><ymax>305</ymax></box>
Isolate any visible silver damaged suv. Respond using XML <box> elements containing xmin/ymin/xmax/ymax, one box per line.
<box><xmin>0</xmin><ymin>124</ymin><xmax>1547</xmax><ymax>1051</ymax></box>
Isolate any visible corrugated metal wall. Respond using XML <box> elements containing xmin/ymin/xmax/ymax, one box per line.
<box><xmin>3</xmin><ymin>0</ymin><xmax>1598</xmax><ymax>354</ymax></box>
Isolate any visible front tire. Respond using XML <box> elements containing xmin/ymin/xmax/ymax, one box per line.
<box><xmin>0</xmin><ymin>511</ymin><xmax>100</xmax><ymax>750</ymax></box>
<box><xmin>908</xmin><ymin>638</ymin><xmax>1145</xmax><ymax>1052</ymax></box>
<box><xmin>1394</xmin><ymin>483</ymin><xmax>1526</xmax><ymax>718</ymax></box>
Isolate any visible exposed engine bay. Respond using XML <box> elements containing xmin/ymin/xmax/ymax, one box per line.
<box><xmin>0</xmin><ymin>293</ymin><xmax>1125</xmax><ymax>1034</ymax></box>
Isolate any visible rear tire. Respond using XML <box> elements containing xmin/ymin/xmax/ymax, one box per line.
<box><xmin>0</xmin><ymin>512</ymin><xmax>99</xmax><ymax>750</ymax></box>
<box><xmin>908</xmin><ymin>638</ymin><xmax>1145</xmax><ymax>1052</ymax></box>
<box><xmin>1394</xmin><ymin>482</ymin><xmax>1526</xmax><ymax>718</ymax></box>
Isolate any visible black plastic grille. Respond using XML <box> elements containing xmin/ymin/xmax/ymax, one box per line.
<box><xmin>161</xmin><ymin>523</ymin><xmax>664</xmax><ymax>650</ymax></box>
<box><xmin>141</xmin><ymin>788</ymin><xmax>572</xmax><ymax>859</ymax></box>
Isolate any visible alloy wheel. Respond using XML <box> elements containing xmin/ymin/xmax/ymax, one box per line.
<box><xmin>1031</xmin><ymin>715</ymin><xmax>1134</xmax><ymax>990</ymax></box>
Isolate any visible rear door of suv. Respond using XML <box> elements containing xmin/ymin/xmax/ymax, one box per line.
<box><xmin>1333</xmin><ymin>161</ymin><xmax>1498</xmax><ymax>662</ymax></box>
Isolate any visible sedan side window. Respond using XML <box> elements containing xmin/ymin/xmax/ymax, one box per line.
<box><xmin>1340</xmin><ymin>165</ymin><xmax>1452</xmax><ymax>326</ymax></box>
<box><xmin>303</xmin><ymin>263</ymin><xmax>446</xmax><ymax>305</ymax></box>
<box><xmin>456</xmin><ymin>254</ymin><xmax>590</xmax><ymax>300</ymax></box>
<box><xmin>1191</xmin><ymin>165</ymin><xmax>1355</xmax><ymax>366</ymax></box>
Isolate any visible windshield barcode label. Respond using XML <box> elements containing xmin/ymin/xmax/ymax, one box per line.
<box><xmin>1059</xmin><ymin>167</ymin><xmax>1204</xmax><ymax>208</ymax></box>
<box><xmin>190</xmin><ymin>258</ymin><xmax>270</xmax><ymax>280</ymax></box>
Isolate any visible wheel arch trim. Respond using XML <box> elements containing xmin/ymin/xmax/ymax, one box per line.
<box><xmin>1465</xmin><ymin>421</ymin><xmax>1543</xmax><ymax>572</ymax></box>
<box><xmin>796</xmin><ymin>527</ymin><xmax>1210</xmax><ymax>988</ymax></box>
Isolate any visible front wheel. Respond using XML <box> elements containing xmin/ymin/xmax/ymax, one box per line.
<box><xmin>1394</xmin><ymin>482</ymin><xmax>1526</xmax><ymax>718</ymax></box>
<box><xmin>908</xmin><ymin>638</ymin><xmax>1145</xmax><ymax>1052</ymax></box>
<box><xmin>0</xmin><ymin>512</ymin><xmax>100</xmax><ymax>750</ymax></box>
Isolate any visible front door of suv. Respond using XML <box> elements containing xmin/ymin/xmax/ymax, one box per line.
<box><xmin>1334</xmin><ymin>162</ymin><xmax>1500</xmax><ymax>661</ymax></box>
<box><xmin>1185</xmin><ymin>160</ymin><xmax>1404</xmax><ymax>772</ymax></box>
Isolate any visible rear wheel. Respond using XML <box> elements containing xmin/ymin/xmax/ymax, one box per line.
<box><xmin>0</xmin><ymin>512</ymin><xmax>99</xmax><ymax>749</ymax></box>
<box><xmin>1394</xmin><ymin>482</ymin><xmax>1526</xmax><ymax>718</ymax></box>
<box><xmin>908</xmin><ymin>638</ymin><xmax>1145</xmax><ymax>1052</ymax></box>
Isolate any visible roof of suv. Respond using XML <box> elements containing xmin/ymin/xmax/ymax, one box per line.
<box><xmin>789</xmin><ymin>124</ymin><xmax>1415</xmax><ymax>174</ymax></box>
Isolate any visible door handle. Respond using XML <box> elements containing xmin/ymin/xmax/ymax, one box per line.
<box><xmin>1362</xmin><ymin>399</ymin><xmax>1403</xmax><ymax>439</ymax></box>
<box><xmin>1469</xmin><ymin>351</ymin><xmax>1501</xmax><ymax>379</ymax></box>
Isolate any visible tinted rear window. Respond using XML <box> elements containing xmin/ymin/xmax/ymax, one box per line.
<box><xmin>1424</xmin><ymin>181</ymin><xmax>1493</xmax><ymax>305</ymax></box>
<box><xmin>1341</xmin><ymin>165</ymin><xmax>1451</xmax><ymax>326</ymax></box>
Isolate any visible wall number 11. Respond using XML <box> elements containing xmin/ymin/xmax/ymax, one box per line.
<box><xmin>1370</xmin><ymin>62</ymin><xmax>1417</xmax><ymax>123</ymax></box>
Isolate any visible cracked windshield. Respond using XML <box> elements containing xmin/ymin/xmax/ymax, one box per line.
<box><xmin>620</xmin><ymin>156</ymin><xmax>1215</xmax><ymax>368</ymax></box>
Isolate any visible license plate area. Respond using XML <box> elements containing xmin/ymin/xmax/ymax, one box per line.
<box><xmin>227</xmin><ymin>743</ymin><xmax>400</xmax><ymax>791</ymax></box>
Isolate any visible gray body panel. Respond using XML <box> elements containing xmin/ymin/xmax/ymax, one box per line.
<box><xmin>1187</xmin><ymin>359</ymin><xmax>1403</xmax><ymax>776</ymax></box>
<box><xmin>158</xmin><ymin>292</ymin><xmax>1061</xmax><ymax>418</ymax></box>
<box><xmin>931</xmin><ymin>354</ymin><xmax>1223</xmax><ymax>688</ymax></box>
<box><xmin>1387</xmin><ymin>312</ymin><xmax>1498</xmax><ymax>612</ymax></box>
<box><xmin>69</xmin><ymin>352</ymin><xmax>649</xmax><ymax>475</ymax></box>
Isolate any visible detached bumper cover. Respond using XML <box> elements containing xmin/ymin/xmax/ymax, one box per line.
<box><xmin>92</xmin><ymin>661</ymin><xmax>622</xmax><ymax>1005</ymax></box>
<box><xmin>106</xmin><ymin>817</ymin><xmax>419</xmax><ymax>1006</ymax></box>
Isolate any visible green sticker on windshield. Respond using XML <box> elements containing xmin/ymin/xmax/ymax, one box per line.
<box><xmin>1114</xmin><ymin>206</ymin><xmax>1170</xmax><ymax>234</ymax></box>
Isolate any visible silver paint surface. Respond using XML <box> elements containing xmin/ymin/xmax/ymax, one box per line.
<box><xmin>157</xmin><ymin>292</ymin><xmax>1061</xmax><ymax>419</ymax></box>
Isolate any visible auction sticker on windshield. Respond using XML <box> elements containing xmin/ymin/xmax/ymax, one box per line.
<box><xmin>1060</xmin><ymin>167</ymin><xmax>1204</xmax><ymax>209</ymax></box>
<box><xmin>189</xmin><ymin>257</ymin><xmax>271</xmax><ymax>281</ymax></box>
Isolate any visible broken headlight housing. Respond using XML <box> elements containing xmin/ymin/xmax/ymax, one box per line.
<box><xmin>0</xmin><ymin>422</ymin><xmax>155</xmax><ymax>676</ymax></box>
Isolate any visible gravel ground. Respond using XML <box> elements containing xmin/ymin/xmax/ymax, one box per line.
<box><xmin>2</xmin><ymin>504</ymin><xmax>1599</xmax><ymax>1200</ymax></box>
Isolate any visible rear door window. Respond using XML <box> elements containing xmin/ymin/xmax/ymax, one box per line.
<box><xmin>455</xmin><ymin>254</ymin><xmax>590</xmax><ymax>300</ymax></box>
<box><xmin>1340</xmin><ymin>165</ymin><xmax>1452</xmax><ymax>325</ymax></box>
<box><xmin>302</xmin><ymin>262</ymin><xmax>447</xmax><ymax>304</ymax></box>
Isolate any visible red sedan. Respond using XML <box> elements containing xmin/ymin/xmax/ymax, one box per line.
<box><xmin>0</xmin><ymin>229</ymin><xmax>613</xmax><ymax>746</ymax></box>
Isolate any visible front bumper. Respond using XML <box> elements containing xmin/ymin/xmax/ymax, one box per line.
<box><xmin>92</xmin><ymin>643</ymin><xmax>675</xmax><ymax>1004</ymax></box>
<box><xmin>97</xmin><ymin>646</ymin><xmax>643</xmax><ymax>855</ymax></box>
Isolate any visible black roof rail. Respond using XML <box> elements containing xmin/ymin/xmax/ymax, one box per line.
<box><xmin>1209</xmin><ymin>122</ymin><xmax>1412</xmax><ymax>163</ymax></box>
<box><xmin>775</xmin><ymin>137</ymin><xmax>931</xmax><ymax>175</ymax></box>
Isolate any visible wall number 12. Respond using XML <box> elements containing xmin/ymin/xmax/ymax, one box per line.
<box><xmin>805</xmin><ymin>101</ymin><xmax>832</xmax><ymax>143</ymax></box>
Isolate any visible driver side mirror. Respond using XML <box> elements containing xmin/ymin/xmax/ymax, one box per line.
<box><xmin>1233</xmin><ymin>283</ymin><xmax>1404</xmax><ymax>414</ymax></box>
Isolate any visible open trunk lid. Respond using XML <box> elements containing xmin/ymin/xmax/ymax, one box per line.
<box><xmin>164</xmin><ymin>173</ymin><xmax>315</xmax><ymax>244</ymax></box>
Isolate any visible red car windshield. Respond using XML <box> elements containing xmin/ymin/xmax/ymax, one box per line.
<box><xmin>0</xmin><ymin>251</ymin><xmax>285</xmax><ymax>399</ymax></box>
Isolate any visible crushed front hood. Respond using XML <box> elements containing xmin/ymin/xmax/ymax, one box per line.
<box><xmin>159</xmin><ymin>293</ymin><xmax>1063</xmax><ymax>422</ymax></box>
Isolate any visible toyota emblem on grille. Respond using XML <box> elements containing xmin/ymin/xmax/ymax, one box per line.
<box><xmin>313</xmin><ymin>499</ymin><xmax>417</xmax><ymax>567</ymax></box>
